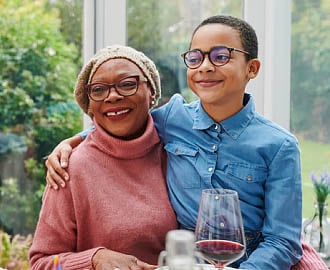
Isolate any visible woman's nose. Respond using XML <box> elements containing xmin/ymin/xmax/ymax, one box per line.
<box><xmin>104</xmin><ymin>87</ymin><xmax>124</xmax><ymax>102</ymax></box>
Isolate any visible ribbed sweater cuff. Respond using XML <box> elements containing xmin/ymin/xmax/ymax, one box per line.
<box><xmin>64</xmin><ymin>247</ymin><xmax>105</xmax><ymax>269</ymax></box>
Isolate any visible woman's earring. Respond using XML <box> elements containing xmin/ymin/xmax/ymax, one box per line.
<box><xmin>151</xmin><ymin>100</ymin><xmax>155</xmax><ymax>105</ymax></box>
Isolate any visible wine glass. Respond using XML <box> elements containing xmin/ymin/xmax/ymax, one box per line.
<box><xmin>195</xmin><ymin>189</ymin><xmax>246</xmax><ymax>269</ymax></box>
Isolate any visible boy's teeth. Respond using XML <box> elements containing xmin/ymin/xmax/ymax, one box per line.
<box><xmin>107</xmin><ymin>109</ymin><xmax>130</xmax><ymax>116</ymax></box>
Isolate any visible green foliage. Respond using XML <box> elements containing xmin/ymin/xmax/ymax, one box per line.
<box><xmin>34</xmin><ymin>101</ymin><xmax>82</xmax><ymax>160</ymax></box>
<box><xmin>46</xmin><ymin>0</ymin><xmax>83</xmax><ymax>60</ymax></box>
<box><xmin>0</xmin><ymin>0</ymin><xmax>82</xmax><ymax>234</ymax></box>
<box><xmin>0</xmin><ymin>229</ymin><xmax>32</xmax><ymax>270</ymax></box>
<box><xmin>0</xmin><ymin>177</ymin><xmax>43</xmax><ymax>235</ymax></box>
<box><xmin>291</xmin><ymin>0</ymin><xmax>330</xmax><ymax>142</ymax></box>
<box><xmin>301</xmin><ymin>140</ymin><xmax>330</xmax><ymax>217</ymax></box>
<box><xmin>0</xmin><ymin>0</ymin><xmax>79</xmax><ymax>119</ymax></box>
<box><xmin>310</xmin><ymin>170</ymin><xmax>330</xmax><ymax>204</ymax></box>
<box><xmin>0</xmin><ymin>85</ymin><xmax>35</xmax><ymax>129</ymax></box>
<box><xmin>0</xmin><ymin>0</ymin><xmax>82</xmax><ymax>151</ymax></box>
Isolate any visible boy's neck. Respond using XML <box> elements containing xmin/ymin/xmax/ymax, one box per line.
<box><xmin>201</xmin><ymin>94</ymin><xmax>246</xmax><ymax>122</ymax></box>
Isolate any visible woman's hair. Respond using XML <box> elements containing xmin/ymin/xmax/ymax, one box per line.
<box><xmin>75</xmin><ymin>45</ymin><xmax>161</xmax><ymax>115</ymax></box>
<box><xmin>191</xmin><ymin>15</ymin><xmax>258</xmax><ymax>60</ymax></box>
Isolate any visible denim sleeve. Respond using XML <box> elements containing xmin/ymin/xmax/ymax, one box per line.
<box><xmin>239</xmin><ymin>137</ymin><xmax>303</xmax><ymax>270</ymax></box>
<box><xmin>151</xmin><ymin>94</ymin><xmax>181</xmax><ymax>142</ymax></box>
<box><xmin>77</xmin><ymin>125</ymin><xmax>95</xmax><ymax>140</ymax></box>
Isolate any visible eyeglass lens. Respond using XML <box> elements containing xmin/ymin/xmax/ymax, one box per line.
<box><xmin>88</xmin><ymin>76</ymin><xmax>140</xmax><ymax>101</ymax></box>
<box><xmin>183</xmin><ymin>46</ymin><xmax>231</xmax><ymax>69</ymax></box>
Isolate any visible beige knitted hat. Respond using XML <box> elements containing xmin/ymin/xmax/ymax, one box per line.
<box><xmin>74</xmin><ymin>45</ymin><xmax>161</xmax><ymax>114</ymax></box>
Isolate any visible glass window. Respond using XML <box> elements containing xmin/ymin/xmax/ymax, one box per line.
<box><xmin>126</xmin><ymin>0</ymin><xmax>242</xmax><ymax>104</ymax></box>
<box><xmin>291</xmin><ymin>0</ymin><xmax>330</xmax><ymax>217</ymax></box>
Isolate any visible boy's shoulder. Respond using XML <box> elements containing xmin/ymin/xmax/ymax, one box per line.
<box><xmin>254</xmin><ymin>112</ymin><xmax>298</xmax><ymax>143</ymax></box>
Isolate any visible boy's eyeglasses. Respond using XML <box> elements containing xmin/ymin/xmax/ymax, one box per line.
<box><xmin>86</xmin><ymin>75</ymin><xmax>148</xmax><ymax>101</ymax></box>
<box><xmin>181</xmin><ymin>46</ymin><xmax>250</xmax><ymax>69</ymax></box>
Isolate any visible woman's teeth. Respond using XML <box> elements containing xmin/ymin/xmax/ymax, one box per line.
<box><xmin>106</xmin><ymin>109</ymin><xmax>130</xmax><ymax>116</ymax></box>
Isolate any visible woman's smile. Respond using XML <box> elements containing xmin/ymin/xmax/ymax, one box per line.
<box><xmin>105</xmin><ymin>107</ymin><xmax>131</xmax><ymax>116</ymax></box>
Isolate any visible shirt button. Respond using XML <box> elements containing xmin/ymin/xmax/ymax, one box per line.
<box><xmin>208</xmin><ymin>167</ymin><xmax>213</xmax><ymax>172</ymax></box>
<box><xmin>214</xmin><ymin>125</ymin><xmax>218</xmax><ymax>130</ymax></box>
<box><xmin>247</xmin><ymin>175</ymin><xmax>252</xmax><ymax>181</ymax></box>
<box><xmin>212</xmin><ymin>145</ymin><xmax>217</xmax><ymax>151</ymax></box>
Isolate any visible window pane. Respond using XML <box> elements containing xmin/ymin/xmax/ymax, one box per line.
<box><xmin>291</xmin><ymin>0</ymin><xmax>330</xmax><ymax>217</ymax></box>
<box><xmin>127</xmin><ymin>0</ymin><xmax>242</xmax><ymax>104</ymax></box>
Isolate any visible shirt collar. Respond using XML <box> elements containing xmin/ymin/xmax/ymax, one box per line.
<box><xmin>192</xmin><ymin>93</ymin><xmax>255</xmax><ymax>140</ymax></box>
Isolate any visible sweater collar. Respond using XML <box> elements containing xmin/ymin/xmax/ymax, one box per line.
<box><xmin>89</xmin><ymin>115</ymin><xmax>161</xmax><ymax>159</ymax></box>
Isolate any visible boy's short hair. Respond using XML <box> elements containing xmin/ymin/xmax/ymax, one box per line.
<box><xmin>191</xmin><ymin>15</ymin><xmax>258</xmax><ymax>60</ymax></box>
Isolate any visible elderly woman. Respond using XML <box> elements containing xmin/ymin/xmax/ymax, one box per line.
<box><xmin>29</xmin><ymin>45</ymin><xmax>178</xmax><ymax>270</ymax></box>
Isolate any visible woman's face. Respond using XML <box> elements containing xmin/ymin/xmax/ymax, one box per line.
<box><xmin>88</xmin><ymin>58</ymin><xmax>154</xmax><ymax>140</ymax></box>
<box><xmin>187</xmin><ymin>23</ymin><xmax>259</xmax><ymax>121</ymax></box>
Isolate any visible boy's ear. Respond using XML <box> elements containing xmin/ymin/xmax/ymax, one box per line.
<box><xmin>248</xmin><ymin>59</ymin><xmax>261</xmax><ymax>79</ymax></box>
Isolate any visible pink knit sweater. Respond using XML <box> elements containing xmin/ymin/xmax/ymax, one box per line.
<box><xmin>29</xmin><ymin>116</ymin><xmax>178</xmax><ymax>269</ymax></box>
<box><xmin>291</xmin><ymin>240</ymin><xmax>328</xmax><ymax>270</ymax></box>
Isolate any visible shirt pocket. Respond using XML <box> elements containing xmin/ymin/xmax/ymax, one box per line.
<box><xmin>226</xmin><ymin>162</ymin><xmax>267</xmax><ymax>183</ymax></box>
<box><xmin>164</xmin><ymin>142</ymin><xmax>201</xmax><ymax>188</ymax></box>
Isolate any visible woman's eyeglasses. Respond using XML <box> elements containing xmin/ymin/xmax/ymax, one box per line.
<box><xmin>86</xmin><ymin>75</ymin><xmax>148</xmax><ymax>101</ymax></box>
<box><xmin>181</xmin><ymin>46</ymin><xmax>250</xmax><ymax>69</ymax></box>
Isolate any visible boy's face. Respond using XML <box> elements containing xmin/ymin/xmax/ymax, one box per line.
<box><xmin>187</xmin><ymin>23</ymin><xmax>260</xmax><ymax>121</ymax></box>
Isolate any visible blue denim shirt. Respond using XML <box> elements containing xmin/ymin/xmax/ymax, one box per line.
<box><xmin>151</xmin><ymin>93</ymin><xmax>302</xmax><ymax>270</ymax></box>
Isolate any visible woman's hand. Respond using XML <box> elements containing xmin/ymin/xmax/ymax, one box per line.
<box><xmin>45</xmin><ymin>136</ymin><xmax>82</xmax><ymax>189</ymax></box>
<box><xmin>93</xmin><ymin>249</ymin><xmax>157</xmax><ymax>270</ymax></box>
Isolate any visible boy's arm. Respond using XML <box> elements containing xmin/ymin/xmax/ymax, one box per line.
<box><xmin>45</xmin><ymin>135</ymin><xmax>83</xmax><ymax>190</ymax></box>
<box><xmin>45</xmin><ymin>126</ymin><xmax>95</xmax><ymax>189</ymax></box>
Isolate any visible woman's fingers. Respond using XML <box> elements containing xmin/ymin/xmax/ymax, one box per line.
<box><xmin>93</xmin><ymin>250</ymin><xmax>156</xmax><ymax>270</ymax></box>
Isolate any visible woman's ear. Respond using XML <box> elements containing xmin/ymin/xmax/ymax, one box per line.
<box><xmin>247</xmin><ymin>59</ymin><xmax>261</xmax><ymax>79</ymax></box>
<box><xmin>149</xmin><ymin>95</ymin><xmax>156</xmax><ymax>107</ymax></box>
<box><xmin>145</xmin><ymin>80</ymin><xmax>156</xmax><ymax>106</ymax></box>
<box><xmin>149</xmin><ymin>87</ymin><xmax>156</xmax><ymax>107</ymax></box>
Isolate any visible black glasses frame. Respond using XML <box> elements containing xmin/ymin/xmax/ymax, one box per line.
<box><xmin>86</xmin><ymin>75</ymin><xmax>147</xmax><ymax>101</ymax></box>
<box><xmin>181</xmin><ymin>46</ymin><xmax>250</xmax><ymax>69</ymax></box>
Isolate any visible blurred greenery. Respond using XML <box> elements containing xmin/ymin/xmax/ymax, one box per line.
<box><xmin>0</xmin><ymin>0</ymin><xmax>82</xmax><ymax>234</ymax></box>
<box><xmin>0</xmin><ymin>229</ymin><xmax>32</xmax><ymax>270</ymax></box>
<box><xmin>300</xmin><ymin>140</ymin><xmax>330</xmax><ymax>217</ymax></box>
<box><xmin>291</xmin><ymin>0</ymin><xmax>330</xmax><ymax>143</ymax></box>
<box><xmin>127</xmin><ymin>0</ymin><xmax>242</xmax><ymax>105</ymax></box>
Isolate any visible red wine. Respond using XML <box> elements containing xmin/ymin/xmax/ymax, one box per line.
<box><xmin>196</xmin><ymin>240</ymin><xmax>244</xmax><ymax>268</ymax></box>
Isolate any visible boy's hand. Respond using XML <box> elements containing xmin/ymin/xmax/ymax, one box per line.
<box><xmin>45</xmin><ymin>136</ymin><xmax>82</xmax><ymax>189</ymax></box>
